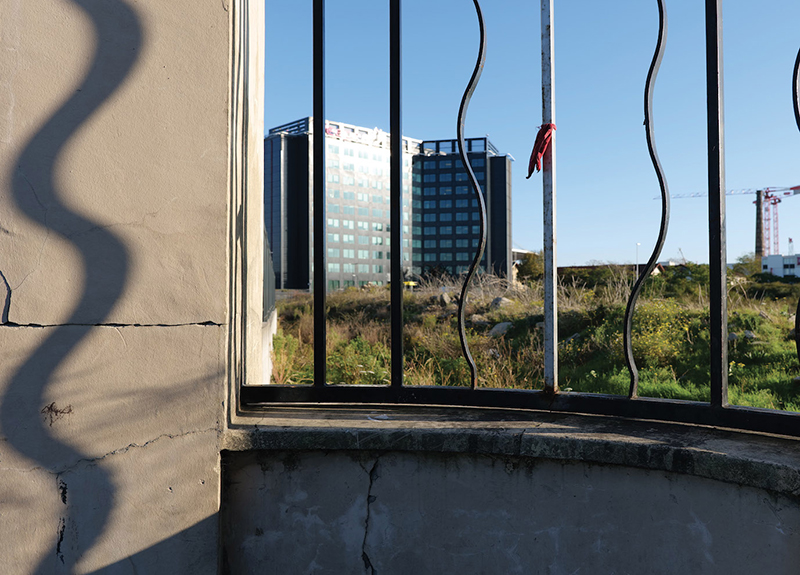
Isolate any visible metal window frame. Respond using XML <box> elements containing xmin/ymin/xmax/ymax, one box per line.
<box><xmin>247</xmin><ymin>0</ymin><xmax>800</xmax><ymax>438</ymax></box>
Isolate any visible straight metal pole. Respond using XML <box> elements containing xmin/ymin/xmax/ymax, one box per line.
<box><xmin>541</xmin><ymin>0</ymin><xmax>558</xmax><ymax>392</ymax></box>
<box><xmin>390</xmin><ymin>0</ymin><xmax>403</xmax><ymax>389</ymax></box>
<box><xmin>705</xmin><ymin>0</ymin><xmax>728</xmax><ymax>406</ymax></box>
<box><xmin>313</xmin><ymin>0</ymin><xmax>327</xmax><ymax>387</ymax></box>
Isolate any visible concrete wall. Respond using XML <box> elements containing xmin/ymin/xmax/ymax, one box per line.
<box><xmin>223</xmin><ymin>449</ymin><xmax>800</xmax><ymax>574</ymax></box>
<box><xmin>223</xmin><ymin>409</ymin><xmax>800</xmax><ymax>575</ymax></box>
<box><xmin>0</xmin><ymin>0</ymin><xmax>262</xmax><ymax>571</ymax></box>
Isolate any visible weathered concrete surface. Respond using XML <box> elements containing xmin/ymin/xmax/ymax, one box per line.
<box><xmin>224</xmin><ymin>408</ymin><xmax>800</xmax><ymax>573</ymax></box>
<box><xmin>222</xmin><ymin>451</ymin><xmax>373</xmax><ymax>574</ymax></box>
<box><xmin>0</xmin><ymin>325</ymin><xmax>225</xmax><ymax>573</ymax></box>
<box><xmin>0</xmin><ymin>0</ymin><xmax>230</xmax><ymax>326</ymax></box>
<box><xmin>223</xmin><ymin>448</ymin><xmax>800</xmax><ymax>574</ymax></box>
<box><xmin>1</xmin><ymin>438</ymin><xmax>220</xmax><ymax>574</ymax></box>
<box><xmin>1</xmin><ymin>325</ymin><xmax>224</xmax><ymax>463</ymax></box>
<box><xmin>0</xmin><ymin>0</ymin><xmax>261</xmax><ymax>568</ymax></box>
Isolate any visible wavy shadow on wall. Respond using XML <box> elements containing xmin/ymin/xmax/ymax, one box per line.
<box><xmin>2</xmin><ymin>0</ymin><xmax>142</xmax><ymax>570</ymax></box>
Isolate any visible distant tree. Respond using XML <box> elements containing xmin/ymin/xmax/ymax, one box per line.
<box><xmin>517</xmin><ymin>251</ymin><xmax>544</xmax><ymax>281</ymax></box>
<box><xmin>732</xmin><ymin>252</ymin><xmax>761</xmax><ymax>277</ymax></box>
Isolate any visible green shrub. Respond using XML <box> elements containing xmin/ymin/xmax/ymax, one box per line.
<box><xmin>271</xmin><ymin>330</ymin><xmax>311</xmax><ymax>385</ymax></box>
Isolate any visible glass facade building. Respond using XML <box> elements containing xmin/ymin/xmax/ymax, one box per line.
<box><xmin>411</xmin><ymin>138</ymin><xmax>512</xmax><ymax>277</ymax></box>
<box><xmin>265</xmin><ymin>118</ymin><xmax>511</xmax><ymax>291</ymax></box>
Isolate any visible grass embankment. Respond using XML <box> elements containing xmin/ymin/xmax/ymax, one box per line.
<box><xmin>271</xmin><ymin>269</ymin><xmax>800</xmax><ymax>411</ymax></box>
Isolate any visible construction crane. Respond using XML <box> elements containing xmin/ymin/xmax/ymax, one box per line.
<box><xmin>668</xmin><ymin>186</ymin><xmax>800</xmax><ymax>257</ymax></box>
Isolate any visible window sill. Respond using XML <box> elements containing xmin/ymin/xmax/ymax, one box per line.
<box><xmin>223</xmin><ymin>406</ymin><xmax>800</xmax><ymax>497</ymax></box>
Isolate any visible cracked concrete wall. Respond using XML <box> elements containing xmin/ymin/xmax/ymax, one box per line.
<box><xmin>0</xmin><ymin>0</ymin><xmax>248</xmax><ymax>571</ymax></box>
<box><xmin>1</xmin><ymin>326</ymin><xmax>226</xmax><ymax>573</ymax></box>
<box><xmin>0</xmin><ymin>0</ymin><xmax>230</xmax><ymax>326</ymax></box>
<box><xmin>223</xmin><ymin>450</ymin><xmax>800</xmax><ymax>575</ymax></box>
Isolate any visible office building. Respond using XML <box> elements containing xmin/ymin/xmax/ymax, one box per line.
<box><xmin>265</xmin><ymin>118</ymin><xmax>419</xmax><ymax>290</ymax></box>
<box><xmin>265</xmin><ymin>118</ymin><xmax>512</xmax><ymax>290</ymax></box>
<box><xmin>412</xmin><ymin>138</ymin><xmax>512</xmax><ymax>277</ymax></box>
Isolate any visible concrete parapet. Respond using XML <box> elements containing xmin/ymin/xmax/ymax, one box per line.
<box><xmin>223</xmin><ymin>408</ymin><xmax>800</xmax><ymax>573</ymax></box>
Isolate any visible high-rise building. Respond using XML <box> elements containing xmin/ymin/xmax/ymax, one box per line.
<box><xmin>265</xmin><ymin>118</ymin><xmax>419</xmax><ymax>290</ymax></box>
<box><xmin>264</xmin><ymin>118</ymin><xmax>512</xmax><ymax>290</ymax></box>
<box><xmin>412</xmin><ymin>138</ymin><xmax>512</xmax><ymax>277</ymax></box>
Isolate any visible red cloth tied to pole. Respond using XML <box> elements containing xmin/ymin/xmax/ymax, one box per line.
<box><xmin>526</xmin><ymin>123</ymin><xmax>556</xmax><ymax>178</ymax></box>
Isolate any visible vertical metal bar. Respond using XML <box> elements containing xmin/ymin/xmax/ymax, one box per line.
<box><xmin>390</xmin><ymin>0</ymin><xmax>403</xmax><ymax>389</ymax></box>
<box><xmin>705</xmin><ymin>0</ymin><xmax>727</xmax><ymax>407</ymax></box>
<box><xmin>541</xmin><ymin>0</ymin><xmax>558</xmax><ymax>393</ymax></box>
<box><xmin>313</xmin><ymin>0</ymin><xmax>327</xmax><ymax>387</ymax></box>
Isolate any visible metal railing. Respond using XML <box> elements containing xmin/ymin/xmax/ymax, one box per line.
<box><xmin>268</xmin><ymin>117</ymin><xmax>310</xmax><ymax>136</ymax></box>
<box><xmin>244</xmin><ymin>0</ymin><xmax>800</xmax><ymax>438</ymax></box>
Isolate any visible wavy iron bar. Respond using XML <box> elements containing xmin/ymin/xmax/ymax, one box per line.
<box><xmin>623</xmin><ymin>0</ymin><xmax>669</xmax><ymax>398</ymax></box>
<box><xmin>455</xmin><ymin>0</ymin><xmax>488</xmax><ymax>389</ymax></box>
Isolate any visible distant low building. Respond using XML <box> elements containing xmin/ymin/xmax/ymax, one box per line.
<box><xmin>761</xmin><ymin>254</ymin><xmax>800</xmax><ymax>277</ymax></box>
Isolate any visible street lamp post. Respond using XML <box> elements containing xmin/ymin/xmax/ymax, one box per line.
<box><xmin>636</xmin><ymin>242</ymin><xmax>641</xmax><ymax>277</ymax></box>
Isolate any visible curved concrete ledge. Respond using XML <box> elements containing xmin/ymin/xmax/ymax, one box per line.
<box><xmin>222</xmin><ymin>408</ymin><xmax>800</xmax><ymax>574</ymax></box>
<box><xmin>223</xmin><ymin>407</ymin><xmax>800</xmax><ymax>497</ymax></box>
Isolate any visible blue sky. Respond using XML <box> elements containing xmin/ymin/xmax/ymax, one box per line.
<box><xmin>264</xmin><ymin>1</ymin><xmax>800</xmax><ymax>266</ymax></box>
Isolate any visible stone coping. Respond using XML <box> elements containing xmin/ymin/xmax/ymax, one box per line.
<box><xmin>223</xmin><ymin>406</ymin><xmax>800</xmax><ymax>497</ymax></box>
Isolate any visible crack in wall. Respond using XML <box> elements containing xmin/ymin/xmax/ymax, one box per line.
<box><xmin>361</xmin><ymin>456</ymin><xmax>381</xmax><ymax>575</ymax></box>
<box><xmin>113</xmin><ymin>326</ymin><xmax>127</xmax><ymax>348</ymax></box>
<box><xmin>0</xmin><ymin>321</ymin><xmax>224</xmax><ymax>328</ymax></box>
<box><xmin>0</xmin><ymin>427</ymin><xmax>219</xmax><ymax>476</ymax></box>
<box><xmin>17</xmin><ymin>167</ymin><xmax>47</xmax><ymax>212</ymax></box>
<box><xmin>54</xmin><ymin>426</ymin><xmax>219</xmax><ymax>474</ymax></box>
<box><xmin>55</xmin><ymin>516</ymin><xmax>66</xmax><ymax>564</ymax></box>
<box><xmin>64</xmin><ymin>208</ymin><xmax>163</xmax><ymax>240</ymax></box>
<box><xmin>0</xmin><ymin>464</ymin><xmax>47</xmax><ymax>473</ymax></box>
<box><xmin>58</xmin><ymin>478</ymin><xmax>68</xmax><ymax>504</ymax></box>
<box><xmin>0</xmin><ymin>269</ymin><xmax>10</xmax><ymax>323</ymax></box>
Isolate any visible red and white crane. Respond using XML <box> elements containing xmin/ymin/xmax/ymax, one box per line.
<box><xmin>669</xmin><ymin>185</ymin><xmax>800</xmax><ymax>256</ymax></box>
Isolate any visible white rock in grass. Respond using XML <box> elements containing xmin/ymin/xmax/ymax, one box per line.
<box><xmin>490</xmin><ymin>297</ymin><xmax>513</xmax><ymax>310</ymax></box>
<box><xmin>489</xmin><ymin>322</ymin><xmax>513</xmax><ymax>337</ymax></box>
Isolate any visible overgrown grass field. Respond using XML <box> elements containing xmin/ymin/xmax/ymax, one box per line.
<box><xmin>270</xmin><ymin>266</ymin><xmax>800</xmax><ymax>411</ymax></box>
